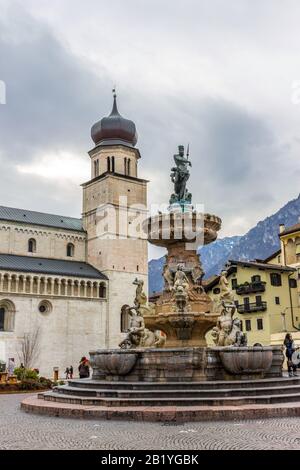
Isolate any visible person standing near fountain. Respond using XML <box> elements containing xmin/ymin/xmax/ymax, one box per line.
<box><xmin>284</xmin><ymin>333</ymin><xmax>298</xmax><ymax>377</ymax></box>
<box><xmin>78</xmin><ymin>357</ymin><xmax>90</xmax><ymax>379</ymax></box>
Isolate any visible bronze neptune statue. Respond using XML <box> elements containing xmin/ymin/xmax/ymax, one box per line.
<box><xmin>169</xmin><ymin>145</ymin><xmax>192</xmax><ymax>206</ymax></box>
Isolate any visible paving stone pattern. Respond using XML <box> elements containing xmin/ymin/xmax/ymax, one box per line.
<box><xmin>1</xmin><ymin>393</ymin><xmax>300</xmax><ymax>450</ymax></box>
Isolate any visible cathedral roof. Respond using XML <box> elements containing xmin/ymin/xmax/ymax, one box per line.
<box><xmin>0</xmin><ymin>254</ymin><xmax>107</xmax><ymax>279</ymax></box>
<box><xmin>0</xmin><ymin>206</ymin><xmax>84</xmax><ymax>232</ymax></box>
<box><xmin>91</xmin><ymin>91</ymin><xmax>137</xmax><ymax>147</ymax></box>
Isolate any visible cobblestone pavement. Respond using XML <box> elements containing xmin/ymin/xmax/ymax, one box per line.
<box><xmin>1</xmin><ymin>393</ymin><xmax>300</xmax><ymax>450</ymax></box>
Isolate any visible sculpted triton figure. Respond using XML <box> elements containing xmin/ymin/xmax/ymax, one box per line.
<box><xmin>119</xmin><ymin>279</ymin><xmax>165</xmax><ymax>349</ymax></box>
<box><xmin>173</xmin><ymin>264</ymin><xmax>190</xmax><ymax>293</ymax></box>
<box><xmin>170</xmin><ymin>145</ymin><xmax>192</xmax><ymax>205</ymax></box>
<box><xmin>219</xmin><ymin>270</ymin><xmax>235</xmax><ymax>303</ymax></box>
<box><xmin>212</xmin><ymin>269</ymin><xmax>247</xmax><ymax>347</ymax></box>
<box><xmin>163</xmin><ymin>264</ymin><xmax>174</xmax><ymax>291</ymax></box>
<box><xmin>133</xmin><ymin>278</ymin><xmax>147</xmax><ymax>311</ymax></box>
<box><xmin>119</xmin><ymin>306</ymin><xmax>145</xmax><ymax>349</ymax></box>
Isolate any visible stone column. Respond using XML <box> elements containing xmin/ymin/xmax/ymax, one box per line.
<box><xmin>37</xmin><ymin>277</ymin><xmax>41</xmax><ymax>295</ymax></box>
<box><xmin>49</xmin><ymin>278</ymin><xmax>54</xmax><ymax>296</ymax></box>
<box><xmin>7</xmin><ymin>275</ymin><xmax>12</xmax><ymax>293</ymax></box>
<box><xmin>29</xmin><ymin>276</ymin><xmax>33</xmax><ymax>294</ymax></box>
<box><xmin>77</xmin><ymin>281</ymin><xmax>81</xmax><ymax>298</ymax></box>
<box><xmin>21</xmin><ymin>276</ymin><xmax>26</xmax><ymax>294</ymax></box>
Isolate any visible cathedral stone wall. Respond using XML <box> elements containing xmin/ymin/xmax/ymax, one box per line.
<box><xmin>0</xmin><ymin>222</ymin><xmax>86</xmax><ymax>261</ymax></box>
<box><xmin>0</xmin><ymin>294</ymin><xmax>108</xmax><ymax>377</ymax></box>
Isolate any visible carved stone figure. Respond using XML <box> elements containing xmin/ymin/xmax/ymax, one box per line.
<box><xmin>173</xmin><ymin>264</ymin><xmax>190</xmax><ymax>293</ymax></box>
<box><xmin>140</xmin><ymin>329</ymin><xmax>166</xmax><ymax>348</ymax></box>
<box><xmin>119</xmin><ymin>280</ymin><xmax>165</xmax><ymax>349</ymax></box>
<box><xmin>163</xmin><ymin>264</ymin><xmax>174</xmax><ymax>291</ymax></box>
<box><xmin>219</xmin><ymin>270</ymin><xmax>234</xmax><ymax>303</ymax></box>
<box><xmin>191</xmin><ymin>265</ymin><xmax>204</xmax><ymax>284</ymax></box>
<box><xmin>212</xmin><ymin>301</ymin><xmax>247</xmax><ymax>347</ymax></box>
<box><xmin>119</xmin><ymin>307</ymin><xmax>145</xmax><ymax>349</ymax></box>
<box><xmin>133</xmin><ymin>278</ymin><xmax>147</xmax><ymax>310</ymax></box>
<box><xmin>169</xmin><ymin>145</ymin><xmax>192</xmax><ymax>204</ymax></box>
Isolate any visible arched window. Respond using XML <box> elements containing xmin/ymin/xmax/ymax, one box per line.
<box><xmin>0</xmin><ymin>300</ymin><xmax>15</xmax><ymax>331</ymax></box>
<box><xmin>94</xmin><ymin>159</ymin><xmax>99</xmax><ymax>177</ymax></box>
<box><xmin>0</xmin><ymin>308</ymin><xmax>5</xmax><ymax>330</ymax></box>
<box><xmin>28</xmin><ymin>238</ymin><xmax>36</xmax><ymax>253</ymax></box>
<box><xmin>127</xmin><ymin>159</ymin><xmax>131</xmax><ymax>176</ymax></box>
<box><xmin>121</xmin><ymin>305</ymin><xmax>131</xmax><ymax>332</ymax></box>
<box><xmin>107</xmin><ymin>156</ymin><xmax>111</xmax><ymax>172</ymax></box>
<box><xmin>99</xmin><ymin>282</ymin><xmax>107</xmax><ymax>298</ymax></box>
<box><xmin>124</xmin><ymin>158</ymin><xmax>127</xmax><ymax>174</ymax></box>
<box><xmin>111</xmin><ymin>156</ymin><xmax>115</xmax><ymax>172</ymax></box>
<box><xmin>67</xmin><ymin>243</ymin><xmax>75</xmax><ymax>257</ymax></box>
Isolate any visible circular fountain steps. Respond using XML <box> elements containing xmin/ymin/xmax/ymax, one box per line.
<box><xmin>21</xmin><ymin>376</ymin><xmax>300</xmax><ymax>422</ymax></box>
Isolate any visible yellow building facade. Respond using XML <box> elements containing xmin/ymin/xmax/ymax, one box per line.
<box><xmin>205</xmin><ymin>259</ymin><xmax>299</xmax><ymax>346</ymax></box>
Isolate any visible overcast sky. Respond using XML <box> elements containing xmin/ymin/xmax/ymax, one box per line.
<box><xmin>1</xmin><ymin>0</ymin><xmax>300</xmax><ymax>260</ymax></box>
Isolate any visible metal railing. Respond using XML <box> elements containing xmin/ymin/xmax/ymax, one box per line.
<box><xmin>237</xmin><ymin>301</ymin><xmax>267</xmax><ymax>313</ymax></box>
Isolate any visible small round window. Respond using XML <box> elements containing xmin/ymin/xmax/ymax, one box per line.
<box><xmin>38</xmin><ymin>300</ymin><xmax>52</xmax><ymax>315</ymax></box>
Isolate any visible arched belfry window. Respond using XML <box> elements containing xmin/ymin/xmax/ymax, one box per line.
<box><xmin>124</xmin><ymin>158</ymin><xmax>127</xmax><ymax>175</ymax></box>
<box><xmin>111</xmin><ymin>156</ymin><xmax>115</xmax><ymax>172</ymax></box>
<box><xmin>107</xmin><ymin>156</ymin><xmax>111</xmax><ymax>172</ymax></box>
<box><xmin>28</xmin><ymin>238</ymin><xmax>36</xmax><ymax>253</ymax></box>
<box><xmin>67</xmin><ymin>243</ymin><xmax>75</xmax><ymax>257</ymax></box>
<box><xmin>94</xmin><ymin>159</ymin><xmax>99</xmax><ymax>177</ymax></box>
<box><xmin>127</xmin><ymin>159</ymin><xmax>131</xmax><ymax>176</ymax></box>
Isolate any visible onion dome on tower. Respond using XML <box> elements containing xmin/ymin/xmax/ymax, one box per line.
<box><xmin>91</xmin><ymin>89</ymin><xmax>138</xmax><ymax>147</ymax></box>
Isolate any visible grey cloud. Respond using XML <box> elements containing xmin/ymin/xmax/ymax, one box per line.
<box><xmin>0</xmin><ymin>12</ymin><xmax>110</xmax><ymax>160</ymax></box>
<box><xmin>0</xmin><ymin>2</ymin><xmax>298</xmax><ymax>244</ymax></box>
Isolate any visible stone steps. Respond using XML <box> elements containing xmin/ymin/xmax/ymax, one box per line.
<box><xmin>41</xmin><ymin>390</ymin><xmax>300</xmax><ymax>407</ymax></box>
<box><xmin>21</xmin><ymin>394</ymin><xmax>300</xmax><ymax>422</ymax></box>
<box><xmin>67</xmin><ymin>376</ymin><xmax>300</xmax><ymax>390</ymax></box>
<box><xmin>54</xmin><ymin>383</ymin><xmax>300</xmax><ymax>399</ymax></box>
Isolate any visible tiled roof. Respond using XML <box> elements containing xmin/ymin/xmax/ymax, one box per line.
<box><xmin>0</xmin><ymin>254</ymin><xmax>107</xmax><ymax>280</ymax></box>
<box><xmin>227</xmin><ymin>259</ymin><xmax>295</xmax><ymax>272</ymax></box>
<box><xmin>280</xmin><ymin>222</ymin><xmax>300</xmax><ymax>237</ymax></box>
<box><xmin>262</xmin><ymin>249</ymin><xmax>281</xmax><ymax>263</ymax></box>
<box><xmin>0</xmin><ymin>206</ymin><xmax>84</xmax><ymax>232</ymax></box>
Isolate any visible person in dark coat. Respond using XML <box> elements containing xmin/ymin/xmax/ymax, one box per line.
<box><xmin>284</xmin><ymin>333</ymin><xmax>298</xmax><ymax>377</ymax></box>
<box><xmin>69</xmin><ymin>365</ymin><xmax>73</xmax><ymax>379</ymax></box>
<box><xmin>78</xmin><ymin>357</ymin><xmax>90</xmax><ymax>379</ymax></box>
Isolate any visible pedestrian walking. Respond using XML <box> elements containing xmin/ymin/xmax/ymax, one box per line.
<box><xmin>8</xmin><ymin>358</ymin><xmax>15</xmax><ymax>376</ymax></box>
<box><xmin>64</xmin><ymin>367</ymin><xmax>70</xmax><ymax>379</ymax></box>
<box><xmin>78</xmin><ymin>357</ymin><xmax>90</xmax><ymax>379</ymax></box>
<box><xmin>284</xmin><ymin>333</ymin><xmax>298</xmax><ymax>377</ymax></box>
<box><xmin>69</xmin><ymin>365</ymin><xmax>73</xmax><ymax>379</ymax></box>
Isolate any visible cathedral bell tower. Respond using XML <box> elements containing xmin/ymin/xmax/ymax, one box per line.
<box><xmin>82</xmin><ymin>90</ymin><xmax>148</xmax><ymax>347</ymax></box>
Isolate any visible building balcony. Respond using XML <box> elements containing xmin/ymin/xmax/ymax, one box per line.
<box><xmin>236</xmin><ymin>282</ymin><xmax>266</xmax><ymax>295</ymax></box>
<box><xmin>237</xmin><ymin>301</ymin><xmax>267</xmax><ymax>314</ymax></box>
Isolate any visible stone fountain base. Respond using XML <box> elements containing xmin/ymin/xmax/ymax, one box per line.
<box><xmin>89</xmin><ymin>346</ymin><xmax>283</xmax><ymax>382</ymax></box>
<box><xmin>23</xmin><ymin>345</ymin><xmax>300</xmax><ymax>422</ymax></box>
